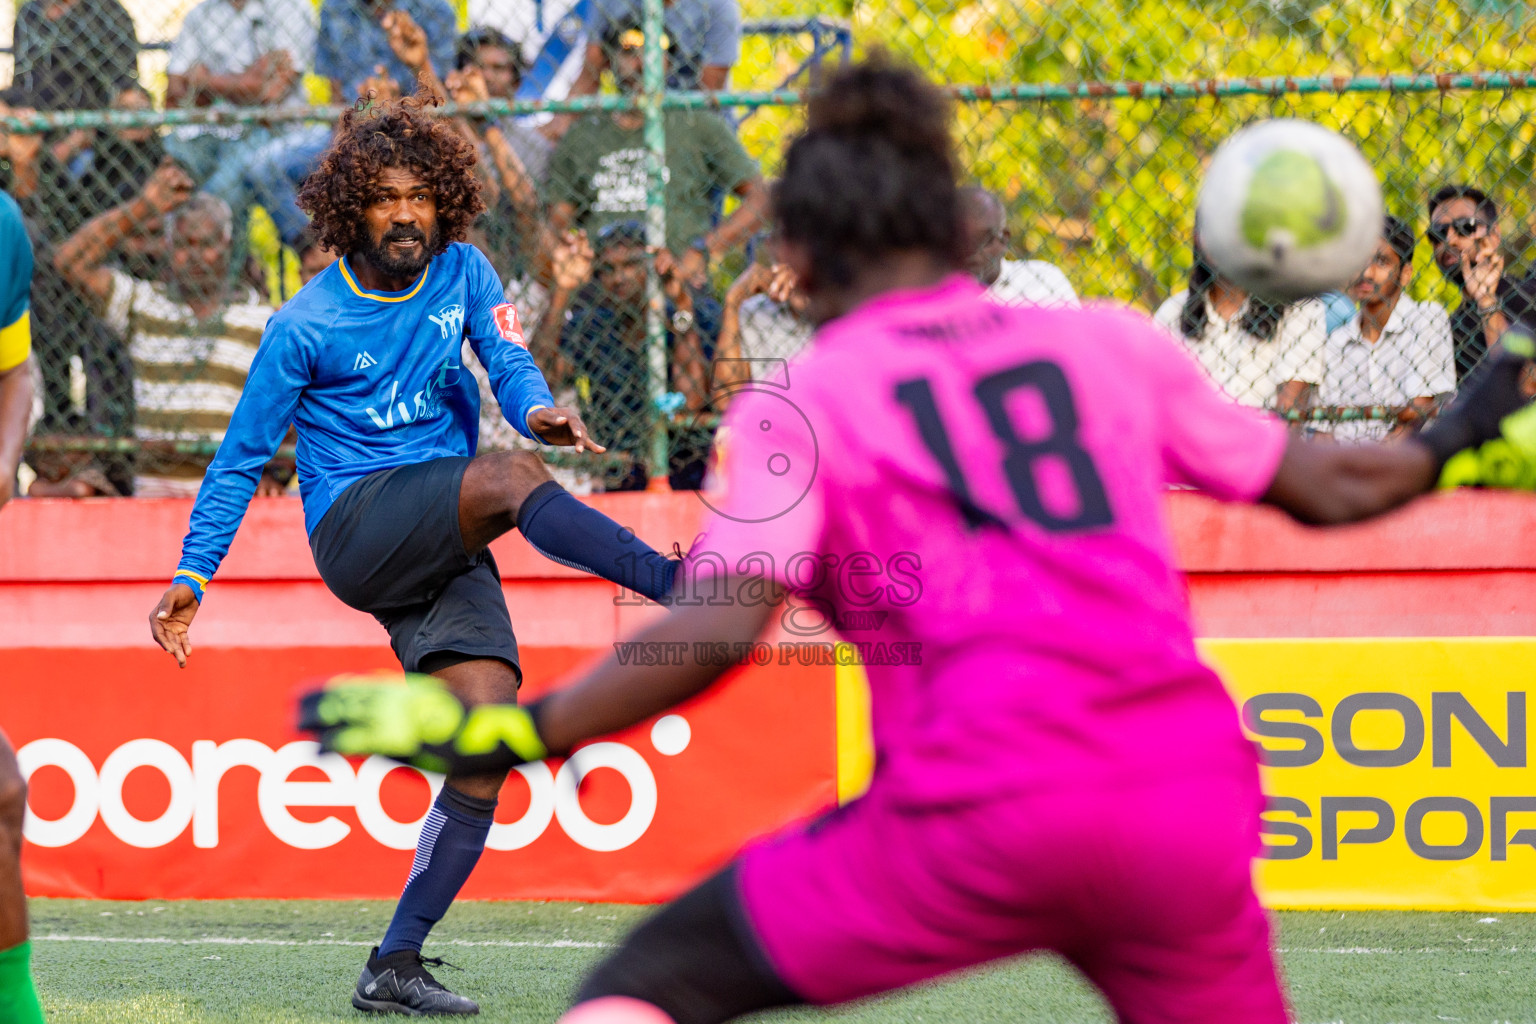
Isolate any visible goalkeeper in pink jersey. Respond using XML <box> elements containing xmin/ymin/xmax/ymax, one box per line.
<box><xmin>302</xmin><ymin>55</ymin><xmax>1536</xmax><ymax>1024</ymax></box>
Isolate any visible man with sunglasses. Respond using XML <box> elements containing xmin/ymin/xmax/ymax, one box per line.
<box><xmin>1427</xmin><ymin>184</ymin><xmax>1536</xmax><ymax>380</ymax></box>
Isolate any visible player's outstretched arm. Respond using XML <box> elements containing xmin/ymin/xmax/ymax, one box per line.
<box><xmin>145</xmin><ymin>317</ymin><xmax>312</xmax><ymax>667</ymax></box>
<box><xmin>1262</xmin><ymin>437</ymin><xmax>1436</xmax><ymax>525</ymax></box>
<box><xmin>302</xmin><ymin>579</ymin><xmax>779</xmax><ymax>774</ymax></box>
<box><xmin>1263</xmin><ymin>331</ymin><xmax>1535</xmax><ymax>525</ymax></box>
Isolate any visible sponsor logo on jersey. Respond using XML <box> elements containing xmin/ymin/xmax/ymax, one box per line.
<box><xmin>493</xmin><ymin>303</ymin><xmax>527</xmax><ymax>346</ymax></box>
<box><xmin>353</xmin><ymin>351</ymin><xmax>377</xmax><ymax>371</ymax></box>
<box><xmin>428</xmin><ymin>303</ymin><xmax>465</xmax><ymax>340</ymax></box>
<box><xmin>363</xmin><ymin>355</ymin><xmax>461</xmax><ymax>430</ymax></box>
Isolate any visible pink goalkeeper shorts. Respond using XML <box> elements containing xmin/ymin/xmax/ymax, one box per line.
<box><xmin>736</xmin><ymin>769</ymin><xmax>1289</xmax><ymax>1024</ymax></box>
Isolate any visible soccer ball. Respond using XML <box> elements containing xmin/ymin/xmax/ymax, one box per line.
<box><xmin>1195</xmin><ymin>119</ymin><xmax>1384</xmax><ymax>302</ymax></box>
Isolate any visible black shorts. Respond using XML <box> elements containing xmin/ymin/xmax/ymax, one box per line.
<box><xmin>575</xmin><ymin>865</ymin><xmax>799</xmax><ymax>1024</ymax></box>
<box><xmin>309</xmin><ymin>456</ymin><xmax>520</xmax><ymax>677</ymax></box>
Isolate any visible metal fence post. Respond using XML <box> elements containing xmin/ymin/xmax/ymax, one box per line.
<box><xmin>642</xmin><ymin>0</ymin><xmax>670</xmax><ymax>489</ymax></box>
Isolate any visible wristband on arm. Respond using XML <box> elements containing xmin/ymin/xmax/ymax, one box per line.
<box><xmin>172</xmin><ymin>569</ymin><xmax>209</xmax><ymax>603</ymax></box>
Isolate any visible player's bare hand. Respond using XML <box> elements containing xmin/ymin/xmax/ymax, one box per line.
<box><xmin>1466</xmin><ymin>236</ymin><xmax>1506</xmax><ymax>312</ymax></box>
<box><xmin>141</xmin><ymin>159</ymin><xmax>196</xmax><ymax>215</ymax></box>
<box><xmin>528</xmin><ymin>406</ymin><xmax>606</xmax><ymax>453</ymax></box>
<box><xmin>150</xmin><ymin>583</ymin><xmax>200</xmax><ymax>669</ymax></box>
<box><xmin>382</xmin><ymin>11</ymin><xmax>430</xmax><ymax>73</ymax></box>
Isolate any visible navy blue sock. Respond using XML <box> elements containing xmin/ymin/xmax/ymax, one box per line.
<box><xmin>516</xmin><ymin>480</ymin><xmax>678</xmax><ymax>601</ymax></box>
<box><xmin>378</xmin><ymin>786</ymin><xmax>496</xmax><ymax>957</ymax></box>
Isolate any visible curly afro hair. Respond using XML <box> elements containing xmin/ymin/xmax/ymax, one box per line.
<box><xmin>297</xmin><ymin>91</ymin><xmax>485</xmax><ymax>258</ymax></box>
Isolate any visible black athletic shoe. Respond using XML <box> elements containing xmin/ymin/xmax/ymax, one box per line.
<box><xmin>352</xmin><ymin>946</ymin><xmax>480</xmax><ymax>1016</ymax></box>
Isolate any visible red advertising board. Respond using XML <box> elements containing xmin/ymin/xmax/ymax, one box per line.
<box><xmin>6</xmin><ymin>643</ymin><xmax>837</xmax><ymax>902</ymax></box>
<box><xmin>10</xmin><ymin>489</ymin><xmax>1536</xmax><ymax>905</ymax></box>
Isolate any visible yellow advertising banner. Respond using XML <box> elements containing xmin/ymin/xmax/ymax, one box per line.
<box><xmin>835</xmin><ymin>639</ymin><xmax>1536</xmax><ymax>911</ymax></box>
<box><xmin>1203</xmin><ymin>638</ymin><xmax>1536</xmax><ymax>911</ymax></box>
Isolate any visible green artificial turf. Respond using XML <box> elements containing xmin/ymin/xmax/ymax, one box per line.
<box><xmin>26</xmin><ymin>898</ymin><xmax>1536</xmax><ymax>1023</ymax></box>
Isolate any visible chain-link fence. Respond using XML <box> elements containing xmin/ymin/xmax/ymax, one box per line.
<box><xmin>3</xmin><ymin>0</ymin><xmax>1533</xmax><ymax>494</ymax></box>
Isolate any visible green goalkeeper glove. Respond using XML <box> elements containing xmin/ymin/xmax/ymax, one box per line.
<box><xmin>1438</xmin><ymin>401</ymin><xmax>1536</xmax><ymax>490</ymax></box>
<box><xmin>1419</xmin><ymin>327</ymin><xmax>1536</xmax><ymax>473</ymax></box>
<box><xmin>298</xmin><ymin>673</ymin><xmax>548</xmax><ymax>775</ymax></box>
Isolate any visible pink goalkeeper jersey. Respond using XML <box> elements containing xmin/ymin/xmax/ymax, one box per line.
<box><xmin>691</xmin><ymin>275</ymin><xmax>1289</xmax><ymax>806</ymax></box>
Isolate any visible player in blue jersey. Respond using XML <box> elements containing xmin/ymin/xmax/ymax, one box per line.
<box><xmin>146</xmin><ymin>92</ymin><xmax>683</xmax><ymax>1016</ymax></box>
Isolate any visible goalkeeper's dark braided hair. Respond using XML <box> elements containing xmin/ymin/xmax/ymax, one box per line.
<box><xmin>774</xmin><ymin>53</ymin><xmax>967</xmax><ymax>288</ymax></box>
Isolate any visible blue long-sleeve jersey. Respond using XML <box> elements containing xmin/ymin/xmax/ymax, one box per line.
<box><xmin>172</xmin><ymin>243</ymin><xmax>554</xmax><ymax>597</ymax></box>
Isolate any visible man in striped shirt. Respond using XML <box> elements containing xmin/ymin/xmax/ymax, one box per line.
<box><xmin>54</xmin><ymin>161</ymin><xmax>287</xmax><ymax>496</ymax></box>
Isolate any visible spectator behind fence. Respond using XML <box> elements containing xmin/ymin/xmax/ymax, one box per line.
<box><xmin>547</xmin><ymin>18</ymin><xmax>767</xmax><ymax>284</ymax></box>
<box><xmin>1426</xmin><ymin>184</ymin><xmax>1536</xmax><ymax>381</ymax></box>
<box><xmin>296</xmin><ymin>228</ymin><xmax>339</xmax><ymax>284</ymax></box>
<box><xmin>0</xmin><ymin>188</ymin><xmax>33</xmax><ymax>509</ymax></box>
<box><xmin>11</xmin><ymin>0</ymin><xmax>138</xmax><ymax>111</ymax></box>
<box><xmin>1320</xmin><ymin>215</ymin><xmax>1454</xmax><ymax>442</ymax></box>
<box><xmin>572</xmin><ymin>0</ymin><xmax>738</xmax><ymax>94</ymax></box>
<box><xmin>164</xmin><ymin>0</ymin><xmax>317</xmax><ymax>249</ymax></box>
<box><xmin>960</xmin><ymin>185</ymin><xmax>1077</xmax><ymax>307</ymax></box>
<box><xmin>457</xmin><ymin>29</ymin><xmax>551</xmax><ymax>185</ymax></box>
<box><xmin>245</xmin><ymin>4</ymin><xmax>457</xmax><ymax>255</ymax></box>
<box><xmin>548</xmin><ymin>0</ymin><xmax>738</xmax><ymax>140</ymax></box>
<box><xmin>53</xmin><ymin>164</ymin><xmax>286</xmax><ymax>498</ymax></box>
<box><xmin>1153</xmin><ymin>236</ymin><xmax>1325</xmax><ymax>416</ymax></box>
<box><xmin>533</xmin><ymin>219</ymin><xmax>718</xmax><ymax>489</ymax></box>
<box><xmin>714</xmin><ymin>246</ymin><xmax>811</xmax><ymax>394</ymax></box>
<box><xmin>464</xmin><ymin>228</ymin><xmax>597</xmax><ymax>492</ymax></box>
<box><xmin>467</xmin><ymin>0</ymin><xmax>590</xmax><ymax>105</ymax></box>
<box><xmin>450</xmin><ymin>31</ymin><xmax>554</xmax><ymax>286</ymax></box>
<box><xmin>318</xmin><ymin>0</ymin><xmax>457</xmax><ymax>101</ymax></box>
<box><xmin>440</xmin><ymin>60</ymin><xmax>600</xmax><ymax>492</ymax></box>
<box><xmin>0</xmin><ymin>85</ymin><xmax>163</xmax><ymax>496</ymax></box>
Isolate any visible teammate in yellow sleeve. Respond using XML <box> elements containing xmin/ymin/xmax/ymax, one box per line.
<box><xmin>0</xmin><ymin>185</ymin><xmax>33</xmax><ymax>511</ymax></box>
<box><xmin>0</xmin><ymin>185</ymin><xmax>46</xmax><ymax>1021</ymax></box>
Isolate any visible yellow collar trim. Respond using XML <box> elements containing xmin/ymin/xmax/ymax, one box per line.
<box><xmin>339</xmin><ymin>257</ymin><xmax>430</xmax><ymax>302</ymax></box>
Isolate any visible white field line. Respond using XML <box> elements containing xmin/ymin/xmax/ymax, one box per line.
<box><xmin>37</xmin><ymin>935</ymin><xmax>1518</xmax><ymax>955</ymax></box>
<box><xmin>1276</xmin><ymin>946</ymin><xmax>1521</xmax><ymax>954</ymax></box>
<box><xmin>33</xmin><ymin>934</ymin><xmax>609</xmax><ymax>949</ymax></box>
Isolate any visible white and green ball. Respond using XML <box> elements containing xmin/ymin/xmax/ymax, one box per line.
<box><xmin>1196</xmin><ymin>119</ymin><xmax>1384</xmax><ymax>302</ymax></box>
